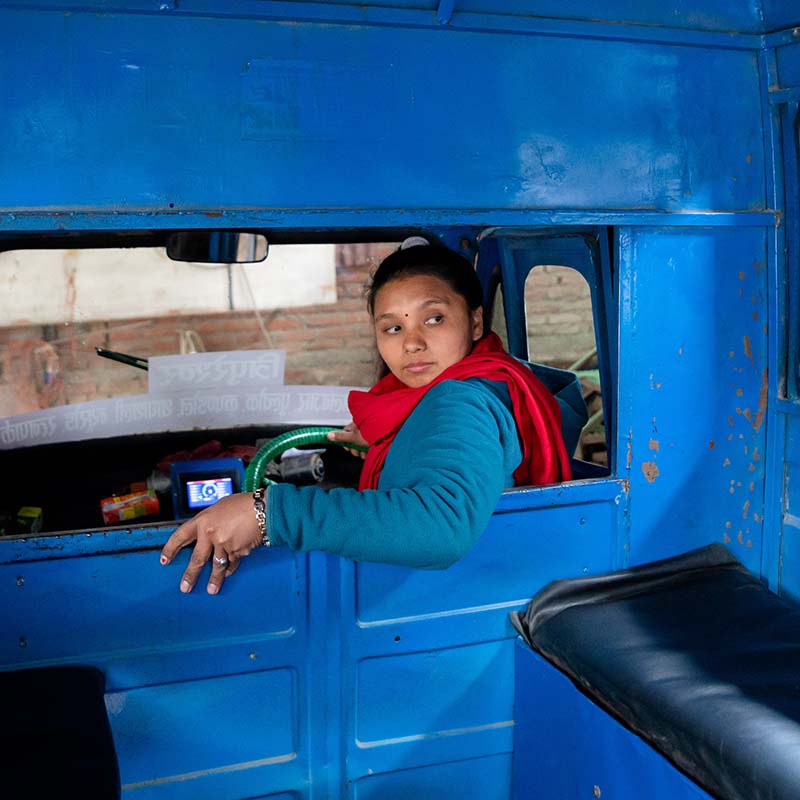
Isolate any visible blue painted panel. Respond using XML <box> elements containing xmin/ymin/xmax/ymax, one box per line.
<box><xmin>618</xmin><ymin>227</ymin><xmax>768</xmax><ymax>570</ymax></box>
<box><xmin>341</xmin><ymin>488</ymin><xmax>622</xmax><ymax>790</ymax></box>
<box><xmin>354</xmin><ymin>753</ymin><xmax>511</xmax><ymax>800</ymax></box>
<box><xmin>0</xmin><ymin>8</ymin><xmax>764</xmax><ymax>212</ymax></box>
<box><xmin>0</xmin><ymin>547</ymin><xmax>301</xmax><ymax>672</ymax></box>
<box><xmin>108</xmin><ymin>669</ymin><xmax>296</xmax><ymax>786</ymax></box>
<box><xmin>764</xmin><ymin>5</ymin><xmax>800</xmax><ymax>35</ymax></box>
<box><xmin>456</xmin><ymin>0</ymin><xmax>766</xmax><ymax>34</ymax></box>
<box><xmin>356</xmin><ymin>642</ymin><xmax>511</xmax><ymax>744</ymax></box>
<box><xmin>355</xmin><ymin>488</ymin><xmax>619</xmax><ymax>624</ymax></box>
<box><xmin>513</xmin><ymin>642</ymin><xmax>713</xmax><ymax>799</ymax></box>
<box><xmin>780</xmin><ymin>414</ymin><xmax>800</xmax><ymax>601</ymax></box>
<box><xmin>777</xmin><ymin>43</ymin><xmax>800</xmax><ymax>88</ymax></box>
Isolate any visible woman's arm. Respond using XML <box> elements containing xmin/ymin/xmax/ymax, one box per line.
<box><xmin>268</xmin><ymin>380</ymin><xmax>522</xmax><ymax>569</ymax></box>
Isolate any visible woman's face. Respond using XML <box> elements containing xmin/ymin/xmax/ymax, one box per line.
<box><xmin>372</xmin><ymin>274</ymin><xmax>484</xmax><ymax>388</ymax></box>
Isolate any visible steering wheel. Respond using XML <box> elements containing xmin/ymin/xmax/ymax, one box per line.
<box><xmin>243</xmin><ymin>426</ymin><xmax>368</xmax><ymax>492</ymax></box>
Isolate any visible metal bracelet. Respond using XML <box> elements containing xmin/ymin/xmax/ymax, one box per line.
<box><xmin>253</xmin><ymin>487</ymin><xmax>270</xmax><ymax>548</ymax></box>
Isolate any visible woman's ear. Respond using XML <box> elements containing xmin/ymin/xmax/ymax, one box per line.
<box><xmin>471</xmin><ymin>307</ymin><xmax>484</xmax><ymax>341</ymax></box>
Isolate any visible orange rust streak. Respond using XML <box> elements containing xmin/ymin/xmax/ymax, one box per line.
<box><xmin>743</xmin><ymin>335</ymin><xmax>753</xmax><ymax>362</ymax></box>
<box><xmin>753</xmin><ymin>368</ymin><xmax>768</xmax><ymax>432</ymax></box>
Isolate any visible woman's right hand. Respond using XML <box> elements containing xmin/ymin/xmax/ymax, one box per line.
<box><xmin>327</xmin><ymin>422</ymin><xmax>368</xmax><ymax>459</ymax></box>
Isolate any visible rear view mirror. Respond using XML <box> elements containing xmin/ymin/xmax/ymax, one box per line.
<box><xmin>166</xmin><ymin>231</ymin><xmax>268</xmax><ymax>263</ymax></box>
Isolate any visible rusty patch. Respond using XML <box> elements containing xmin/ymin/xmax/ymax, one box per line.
<box><xmin>626</xmin><ymin>433</ymin><xmax>633</xmax><ymax>470</ymax></box>
<box><xmin>727</xmin><ymin>416</ymin><xmax>734</xmax><ymax>426</ymax></box>
<box><xmin>709</xmin><ymin>440</ymin><xmax>715</xmax><ymax>449</ymax></box>
<box><xmin>752</xmin><ymin>312</ymin><xmax>758</xmax><ymax>321</ymax></box>
<box><xmin>753</xmin><ymin>446</ymin><xmax>761</xmax><ymax>461</ymax></box>
<box><xmin>743</xmin><ymin>336</ymin><xmax>753</xmax><ymax>362</ymax></box>
<box><xmin>749</xmin><ymin>463</ymin><xmax>756</xmax><ymax>472</ymax></box>
<box><xmin>749</xmin><ymin>481</ymin><xmax>755</xmax><ymax>491</ymax></box>
<box><xmin>736</xmin><ymin>389</ymin><xmax>743</xmax><ymax>397</ymax></box>
<box><xmin>742</xmin><ymin>500</ymin><xmax>750</xmax><ymax>519</ymax></box>
<box><xmin>724</xmin><ymin>533</ymin><xmax>732</xmax><ymax>543</ymax></box>
<box><xmin>753</xmin><ymin>368</ymin><xmax>768</xmax><ymax>432</ymax></box>
<box><xmin>746</xmin><ymin>154</ymin><xmax>753</xmax><ymax>163</ymax></box>
<box><xmin>641</xmin><ymin>461</ymin><xmax>660</xmax><ymax>483</ymax></box>
<box><xmin>729</xmin><ymin>351</ymin><xmax>735</xmax><ymax>358</ymax></box>
<box><xmin>678</xmin><ymin>347</ymin><xmax>683</xmax><ymax>355</ymax></box>
<box><xmin>649</xmin><ymin>438</ymin><xmax>660</xmax><ymax>452</ymax></box>
<box><xmin>754</xmin><ymin>513</ymin><xmax>761</xmax><ymax>523</ymax></box>
<box><xmin>725</xmin><ymin>521</ymin><xmax>731</xmax><ymax>529</ymax></box>
<box><xmin>738</xmin><ymin>271</ymin><xmax>745</xmax><ymax>280</ymax></box>
<box><xmin>723</xmin><ymin>458</ymin><xmax>731</xmax><ymax>467</ymax></box>
<box><xmin>746</xmin><ymin>540</ymin><xmax>753</xmax><ymax>548</ymax></box>
<box><xmin>738</xmin><ymin>531</ymin><xmax>744</xmax><ymax>544</ymax></box>
<box><xmin>743</xmin><ymin>408</ymin><xmax>752</xmax><ymax>423</ymax></box>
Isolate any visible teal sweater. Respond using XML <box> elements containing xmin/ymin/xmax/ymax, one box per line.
<box><xmin>266</xmin><ymin>378</ymin><xmax>523</xmax><ymax>569</ymax></box>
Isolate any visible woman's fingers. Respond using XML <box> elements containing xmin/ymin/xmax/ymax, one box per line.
<box><xmin>225</xmin><ymin>554</ymin><xmax>241</xmax><ymax>577</ymax></box>
<box><xmin>328</xmin><ymin>422</ymin><xmax>368</xmax><ymax>453</ymax></box>
<box><xmin>207</xmin><ymin>549</ymin><xmax>230</xmax><ymax>595</ymax></box>
<box><xmin>160</xmin><ymin>517</ymin><xmax>198</xmax><ymax>565</ymax></box>
<box><xmin>179</xmin><ymin>537</ymin><xmax>213</xmax><ymax>593</ymax></box>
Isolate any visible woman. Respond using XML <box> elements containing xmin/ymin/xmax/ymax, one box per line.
<box><xmin>160</xmin><ymin>242</ymin><xmax>571</xmax><ymax>593</ymax></box>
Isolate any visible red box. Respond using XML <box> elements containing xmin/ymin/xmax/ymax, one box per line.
<box><xmin>100</xmin><ymin>490</ymin><xmax>160</xmax><ymax>525</ymax></box>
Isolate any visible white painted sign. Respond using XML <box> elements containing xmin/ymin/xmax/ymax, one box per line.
<box><xmin>148</xmin><ymin>350</ymin><xmax>286</xmax><ymax>393</ymax></box>
<box><xmin>0</xmin><ymin>385</ymin><xmax>363</xmax><ymax>450</ymax></box>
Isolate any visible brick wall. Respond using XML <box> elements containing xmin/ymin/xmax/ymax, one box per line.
<box><xmin>525</xmin><ymin>265</ymin><xmax>597</xmax><ymax>369</ymax></box>
<box><xmin>0</xmin><ymin>246</ymin><xmax>597</xmax><ymax>417</ymax></box>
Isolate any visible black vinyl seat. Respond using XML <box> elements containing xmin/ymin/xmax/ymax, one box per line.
<box><xmin>512</xmin><ymin>544</ymin><xmax>800</xmax><ymax>800</ymax></box>
<box><xmin>0</xmin><ymin>665</ymin><xmax>120</xmax><ymax>799</ymax></box>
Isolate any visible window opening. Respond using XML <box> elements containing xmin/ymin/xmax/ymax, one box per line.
<box><xmin>524</xmin><ymin>265</ymin><xmax>606</xmax><ymax>467</ymax></box>
<box><xmin>490</xmin><ymin>285</ymin><xmax>510</xmax><ymax>352</ymax></box>
<box><xmin>0</xmin><ymin>242</ymin><xmax>396</xmax><ymax>420</ymax></box>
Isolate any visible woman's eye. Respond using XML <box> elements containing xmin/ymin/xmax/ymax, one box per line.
<box><xmin>426</xmin><ymin>315</ymin><xmax>444</xmax><ymax>326</ymax></box>
<box><xmin>383</xmin><ymin>324</ymin><xmax>402</xmax><ymax>334</ymax></box>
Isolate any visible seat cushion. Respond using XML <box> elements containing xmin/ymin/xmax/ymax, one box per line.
<box><xmin>512</xmin><ymin>544</ymin><xmax>800</xmax><ymax>800</ymax></box>
<box><xmin>0</xmin><ymin>665</ymin><xmax>120</xmax><ymax>799</ymax></box>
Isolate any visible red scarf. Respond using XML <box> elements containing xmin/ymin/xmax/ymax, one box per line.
<box><xmin>348</xmin><ymin>332</ymin><xmax>572</xmax><ymax>490</ymax></box>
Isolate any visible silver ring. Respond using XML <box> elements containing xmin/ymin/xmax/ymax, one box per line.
<box><xmin>213</xmin><ymin>556</ymin><xmax>229</xmax><ymax>568</ymax></box>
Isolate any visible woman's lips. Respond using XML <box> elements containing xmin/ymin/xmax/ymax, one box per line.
<box><xmin>405</xmin><ymin>362</ymin><xmax>434</xmax><ymax>373</ymax></box>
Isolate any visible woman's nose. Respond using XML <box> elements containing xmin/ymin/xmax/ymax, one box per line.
<box><xmin>403</xmin><ymin>329</ymin><xmax>426</xmax><ymax>352</ymax></box>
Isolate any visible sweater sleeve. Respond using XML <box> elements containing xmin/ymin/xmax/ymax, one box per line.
<box><xmin>266</xmin><ymin>379</ymin><xmax>522</xmax><ymax>569</ymax></box>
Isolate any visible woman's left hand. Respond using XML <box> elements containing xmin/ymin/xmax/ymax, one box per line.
<box><xmin>160</xmin><ymin>492</ymin><xmax>263</xmax><ymax>595</ymax></box>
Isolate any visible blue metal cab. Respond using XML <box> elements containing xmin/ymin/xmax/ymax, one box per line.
<box><xmin>1</xmin><ymin>2</ymin><xmax>799</xmax><ymax>798</ymax></box>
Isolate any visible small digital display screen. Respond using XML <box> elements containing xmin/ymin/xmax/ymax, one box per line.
<box><xmin>186</xmin><ymin>477</ymin><xmax>234</xmax><ymax>510</ymax></box>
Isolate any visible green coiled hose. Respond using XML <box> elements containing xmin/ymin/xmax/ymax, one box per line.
<box><xmin>243</xmin><ymin>426</ymin><xmax>368</xmax><ymax>492</ymax></box>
